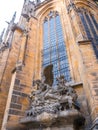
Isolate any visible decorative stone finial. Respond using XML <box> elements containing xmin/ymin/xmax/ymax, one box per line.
<box><xmin>36</xmin><ymin>0</ymin><xmax>41</xmax><ymax>4</ymax></box>
<box><xmin>11</xmin><ymin>11</ymin><xmax>16</xmax><ymax>23</ymax></box>
<box><xmin>22</xmin><ymin>0</ymin><xmax>35</xmax><ymax>19</ymax></box>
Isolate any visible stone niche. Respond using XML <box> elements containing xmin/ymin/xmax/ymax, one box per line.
<box><xmin>20</xmin><ymin>75</ymin><xmax>85</xmax><ymax>130</ymax></box>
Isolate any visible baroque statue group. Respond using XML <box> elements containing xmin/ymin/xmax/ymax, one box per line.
<box><xmin>26</xmin><ymin>75</ymin><xmax>80</xmax><ymax>117</ymax></box>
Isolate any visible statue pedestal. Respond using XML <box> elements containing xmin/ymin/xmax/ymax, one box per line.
<box><xmin>20</xmin><ymin>110</ymin><xmax>84</xmax><ymax>130</ymax></box>
<box><xmin>30</xmin><ymin>126</ymin><xmax>74</xmax><ymax>130</ymax></box>
<box><xmin>18</xmin><ymin>77</ymin><xmax>85</xmax><ymax>130</ymax></box>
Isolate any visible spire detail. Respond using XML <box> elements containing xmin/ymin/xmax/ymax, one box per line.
<box><xmin>0</xmin><ymin>28</ymin><xmax>5</xmax><ymax>44</ymax></box>
<box><xmin>36</xmin><ymin>0</ymin><xmax>41</xmax><ymax>4</ymax></box>
<box><xmin>11</xmin><ymin>11</ymin><xmax>16</xmax><ymax>23</ymax></box>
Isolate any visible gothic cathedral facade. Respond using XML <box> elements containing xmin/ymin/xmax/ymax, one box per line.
<box><xmin>0</xmin><ymin>0</ymin><xmax>98</xmax><ymax>130</ymax></box>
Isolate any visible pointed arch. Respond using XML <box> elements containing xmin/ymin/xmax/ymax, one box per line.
<box><xmin>75</xmin><ymin>0</ymin><xmax>98</xmax><ymax>16</ymax></box>
<box><xmin>35</xmin><ymin>0</ymin><xmax>64</xmax><ymax>22</ymax></box>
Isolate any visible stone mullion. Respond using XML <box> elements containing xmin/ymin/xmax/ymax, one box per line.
<box><xmin>87</xmin><ymin>12</ymin><xmax>98</xmax><ymax>56</ymax></box>
<box><xmin>74</xmin><ymin>10</ymin><xmax>87</xmax><ymax>41</ymax></box>
<box><xmin>54</xmin><ymin>15</ymin><xmax>60</xmax><ymax>74</ymax></box>
<box><xmin>48</xmin><ymin>17</ymin><xmax>51</xmax><ymax>64</ymax></box>
<box><xmin>91</xmin><ymin>14</ymin><xmax>98</xmax><ymax>30</ymax></box>
<box><xmin>86</xmin><ymin>12</ymin><xmax>98</xmax><ymax>39</ymax></box>
<box><xmin>89</xmin><ymin>13</ymin><xmax>98</xmax><ymax>35</ymax></box>
<box><xmin>78</xmin><ymin>10</ymin><xmax>89</xmax><ymax>40</ymax></box>
<box><xmin>83</xmin><ymin>11</ymin><xmax>98</xmax><ymax>58</ymax></box>
<box><xmin>35</xmin><ymin>20</ymin><xmax>40</xmax><ymax>79</ymax></box>
<box><xmin>82</xmin><ymin>11</ymin><xmax>93</xmax><ymax>39</ymax></box>
<box><xmin>77</xmin><ymin>10</ymin><xmax>88</xmax><ymax>40</ymax></box>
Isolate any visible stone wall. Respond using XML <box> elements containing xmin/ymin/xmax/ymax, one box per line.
<box><xmin>78</xmin><ymin>40</ymin><xmax>98</xmax><ymax>120</ymax></box>
<box><xmin>6</xmin><ymin>18</ymin><xmax>39</xmax><ymax>130</ymax></box>
<box><xmin>0</xmin><ymin>0</ymin><xmax>98</xmax><ymax>129</ymax></box>
<box><xmin>0</xmin><ymin>30</ymin><xmax>23</xmax><ymax>129</ymax></box>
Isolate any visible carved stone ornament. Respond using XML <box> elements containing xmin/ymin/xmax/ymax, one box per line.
<box><xmin>20</xmin><ymin>75</ymin><xmax>85</xmax><ymax>128</ymax></box>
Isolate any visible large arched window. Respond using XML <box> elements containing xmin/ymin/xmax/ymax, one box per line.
<box><xmin>42</xmin><ymin>11</ymin><xmax>71</xmax><ymax>85</ymax></box>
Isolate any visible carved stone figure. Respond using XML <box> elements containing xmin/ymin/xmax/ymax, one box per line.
<box><xmin>26</xmin><ymin>75</ymin><xmax>79</xmax><ymax>118</ymax></box>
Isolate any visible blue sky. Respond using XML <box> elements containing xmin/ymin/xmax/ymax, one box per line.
<box><xmin>0</xmin><ymin>0</ymin><xmax>24</xmax><ymax>33</ymax></box>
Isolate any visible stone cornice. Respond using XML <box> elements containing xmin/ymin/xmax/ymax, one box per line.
<box><xmin>11</xmin><ymin>24</ymin><xmax>25</xmax><ymax>33</ymax></box>
<box><xmin>70</xmin><ymin>82</ymin><xmax>83</xmax><ymax>88</ymax></box>
<box><xmin>78</xmin><ymin>40</ymin><xmax>91</xmax><ymax>45</ymax></box>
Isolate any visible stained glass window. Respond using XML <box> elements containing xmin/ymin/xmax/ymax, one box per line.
<box><xmin>43</xmin><ymin>11</ymin><xmax>71</xmax><ymax>86</ymax></box>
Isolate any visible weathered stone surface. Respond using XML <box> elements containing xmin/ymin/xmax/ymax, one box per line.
<box><xmin>0</xmin><ymin>0</ymin><xmax>98</xmax><ymax>130</ymax></box>
<box><xmin>19</xmin><ymin>76</ymin><xmax>85</xmax><ymax>130</ymax></box>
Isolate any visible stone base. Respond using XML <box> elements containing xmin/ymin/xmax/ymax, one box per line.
<box><xmin>19</xmin><ymin>110</ymin><xmax>85</xmax><ymax>130</ymax></box>
<box><xmin>6</xmin><ymin>110</ymin><xmax>85</xmax><ymax>130</ymax></box>
<box><xmin>29</xmin><ymin>126</ymin><xmax>74</xmax><ymax>130</ymax></box>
